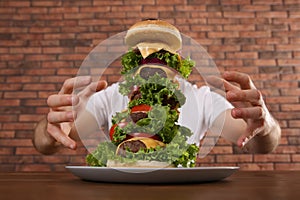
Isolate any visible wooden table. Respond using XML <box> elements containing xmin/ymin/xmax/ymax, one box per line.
<box><xmin>0</xmin><ymin>171</ymin><xmax>299</xmax><ymax>200</ymax></box>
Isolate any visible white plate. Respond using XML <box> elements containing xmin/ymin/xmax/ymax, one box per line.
<box><xmin>66</xmin><ymin>166</ymin><xmax>239</xmax><ymax>184</ymax></box>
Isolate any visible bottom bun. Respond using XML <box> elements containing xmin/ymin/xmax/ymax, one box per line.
<box><xmin>106</xmin><ymin>159</ymin><xmax>174</xmax><ymax>168</ymax></box>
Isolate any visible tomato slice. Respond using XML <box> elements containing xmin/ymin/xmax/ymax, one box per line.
<box><xmin>109</xmin><ymin>124</ymin><xmax>117</xmax><ymax>141</ymax></box>
<box><xmin>131</xmin><ymin>104</ymin><xmax>152</xmax><ymax>113</ymax></box>
<box><xmin>109</xmin><ymin>122</ymin><xmax>127</xmax><ymax>141</ymax></box>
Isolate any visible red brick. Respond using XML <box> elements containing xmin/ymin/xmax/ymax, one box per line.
<box><xmin>41</xmin><ymin>61</ymin><xmax>73</xmax><ymax>68</ymax></box>
<box><xmin>0</xmin><ymin>148</ymin><xmax>14</xmax><ymax>155</ymax></box>
<box><xmin>257</xmin><ymin>37</ymin><xmax>288</xmax><ymax>45</ymax></box>
<box><xmin>256</xmin><ymin>11</ymin><xmax>288</xmax><ymax>18</ymax></box>
<box><xmin>25</xmin><ymin>55</ymin><xmax>57</xmax><ymax>61</ymax></box>
<box><xmin>0</xmin><ymin>7</ymin><xmax>16</xmax><ymax>13</ymax></box>
<box><xmin>93</xmin><ymin>0</ymin><xmax>124</xmax><ymax>6</ymax></box>
<box><xmin>49</xmin><ymin>7</ymin><xmax>79</xmax><ymax>13</ymax></box>
<box><xmin>69</xmin><ymin>155</ymin><xmax>86</xmax><ymax>164</ymax></box>
<box><xmin>176</xmin><ymin>5</ymin><xmax>206</xmax><ymax>12</ymax></box>
<box><xmin>278</xmin><ymin>59</ymin><xmax>300</xmax><ymax>66</ymax></box>
<box><xmin>47</xmin><ymin>20</ymin><xmax>78</xmax><ymax>27</ymax></box>
<box><xmin>275</xmin><ymin>163</ymin><xmax>300</xmax><ymax>170</ymax></box>
<box><xmin>252</xmin><ymin>0</ymin><xmax>283</xmax><ymax>5</ymax></box>
<box><xmin>15</xmin><ymin>147</ymin><xmax>40</xmax><ymax>155</ymax></box>
<box><xmin>0</xmin><ymin>54</ymin><xmax>24</xmax><ymax>61</ymax></box>
<box><xmin>191</xmin><ymin>12</ymin><xmax>223</xmax><ymax>18</ymax></box>
<box><xmin>240</xmin><ymin>31</ymin><xmax>271</xmax><ymax>38</ymax></box>
<box><xmin>254</xmin><ymin>154</ymin><xmax>291</xmax><ymax>162</ymax></box>
<box><xmin>125</xmin><ymin>12</ymin><xmax>159</xmax><ymax>20</ymax></box>
<box><xmin>208</xmin><ymin>31</ymin><xmax>239</xmax><ymax>38</ymax></box>
<box><xmin>238</xmin><ymin>163</ymin><xmax>274</xmax><ymax>171</ymax></box>
<box><xmin>58</xmin><ymin>54</ymin><xmax>86</xmax><ymax>61</ymax></box>
<box><xmin>240</xmin><ymin>5</ymin><xmax>271</xmax><ymax>11</ymax></box>
<box><xmin>226</xmin><ymin>52</ymin><xmax>258</xmax><ymax>59</ymax></box>
<box><xmin>196</xmin><ymin>155</ymin><xmax>215</xmax><ymax>163</ymax></box>
<box><xmin>32</xmin><ymin>14</ymin><xmax>63</xmax><ymax>20</ymax></box>
<box><xmin>224</xmin><ymin>11</ymin><xmax>255</xmax><ymax>18</ymax></box>
<box><xmin>9</xmin><ymin>47</ymin><xmax>42</xmax><ymax>54</ymax></box>
<box><xmin>285</xmin><ymin>0</ymin><xmax>300</xmax><ymax>4</ymax></box>
<box><xmin>209</xmin><ymin>45</ymin><xmax>241</xmax><ymax>52</ymax></box>
<box><xmin>57</xmin><ymin>68</ymin><xmax>79</xmax><ymax>75</ymax></box>
<box><xmin>274</xmin><ymin>145</ymin><xmax>299</xmax><ymax>154</ymax></box>
<box><xmin>209</xmin><ymin>146</ymin><xmax>233</xmax><ymax>154</ymax></box>
<box><xmin>4</xmin><ymin>91</ymin><xmax>37</xmax><ymax>99</ymax></box>
<box><xmin>244</xmin><ymin>45</ymin><xmax>275</xmax><ymax>52</ymax></box>
<box><xmin>6</xmin><ymin>76</ymin><xmax>39</xmax><ymax>83</ymax></box>
<box><xmin>254</xmin><ymin>59</ymin><xmax>277</xmax><ymax>66</ymax></box>
<box><xmin>216</xmin><ymin>155</ymin><xmax>253</xmax><ymax>163</ymax></box>
<box><xmin>266</xmin><ymin>96</ymin><xmax>299</xmax><ymax>104</ymax></box>
<box><xmin>289</xmin><ymin>120</ymin><xmax>300</xmax><ymax>128</ymax></box>
<box><xmin>290</xmin><ymin>11</ymin><xmax>300</xmax><ymax>18</ymax></box>
<box><xmin>29</xmin><ymin>27</ymin><xmax>60</xmax><ymax>33</ymax></box>
<box><xmin>224</xmin><ymin>24</ymin><xmax>255</xmax><ymax>31</ymax></box>
<box><xmin>0</xmin><ymin>47</ymin><xmax>8</xmax><ymax>54</ymax></box>
<box><xmin>79</xmin><ymin>6</ymin><xmax>111</xmax><ymax>13</ymax></box>
<box><xmin>64</xmin><ymin>13</ymin><xmax>95</xmax><ymax>20</ymax></box>
<box><xmin>159</xmin><ymin>11</ymin><xmax>190</xmax><ymax>19</ymax></box>
<box><xmin>188</xmin><ymin>0</ymin><xmax>219</xmax><ymax>4</ymax></box>
<box><xmin>78</xmin><ymin>19</ymin><xmax>110</xmax><ymax>26</ymax></box>
<box><xmin>0</xmin><ymin>83</ymin><xmax>23</xmax><ymax>90</ymax></box>
<box><xmin>0</xmin><ymin>131</ymin><xmax>15</xmax><ymax>138</ymax></box>
<box><xmin>0</xmin><ymin>115</ymin><xmax>18</xmax><ymax>124</ymax></box>
<box><xmin>292</xmin><ymin>155</ymin><xmax>300</xmax><ymax>162</ymax></box>
<box><xmin>23</xmin><ymin>69</ymin><xmax>56</xmax><ymax>76</ymax></box>
<box><xmin>44</xmin><ymin>33</ymin><xmax>76</xmax><ymax>40</ymax></box>
<box><xmin>0</xmin><ymin>1</ymin><xmax>30</xmax><ymax>7</ymax></box>
<box><xmin>17</xmin><ymin>7</ymin><xmax>47</xmax><ymax>14</ymax></box>
<box><xmin>42</xmin><ymin>47</ymin><xmax>74</xmax><ymax>54</ymax></box>
<box><xmin>0</xmin><ymin>139</ymin><xmax>33</xmax><ymax>146</ymax></box>
<box><xmin>156</xmin><ymin>0</ymin><xmax>184</xmax><ymax>4</ymax></box>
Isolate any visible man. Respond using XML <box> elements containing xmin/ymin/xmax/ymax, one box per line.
<box><xmin>33</xmin><ymin>20</ymin><xmax>281</xmax><ymax>157</ymax></box>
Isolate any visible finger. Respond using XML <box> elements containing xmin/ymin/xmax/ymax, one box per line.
<box><xmin>226</xmin><ymin>89</ymin><xmax>261</xmax><ymax>106</ymax></box>
<box><xmin>47</xmin><ymin>94</ymin><xmax>79</xmax><ymax>108</ymax></box>
<box><xmin>206</xmin><ymin>75</ymin><xmax>225</xmax><ymax>90</ymax></box>
<box><xmin>80</xmin><ymin>80</ymin><xmax>107</xmax><ymax>98</ymax></box>
<box><xmin>231</xmin><ymin>107</ymin><xmax>265</xmax><ymax>119</ymax></box>
<box><xmin>59</xmin><ymin>76</ymin><xmax>92</xmax><ymax>95</ymax></box>
<box><xmin>96</xmin><ymin>80</ymin><xmax>108</xmax><ymax>92</ymax></box>
<box><xmin>223</xmin><ymin>71</ymin><xmax>256</xmax><ymax>90</ymax></box>
<box><xmin>47</xmin><ymin>110</ymin><xmax>76</xmax><ymax>124</ymax></box>
<box><xmin>47</xmin><ymin>123</ymin><xmax>77</xmax><ymax>149</ymax></box>
<box><xmin>223</xmin><ymin>79</ymin><xmax>241</xmax><ymax>92</ymax></box>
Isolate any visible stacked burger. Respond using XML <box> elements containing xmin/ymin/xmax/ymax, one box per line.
<box><xmin>87</xmin><ymin>20</ymin><xmax>199</xmax><ymax>168</ymax></box>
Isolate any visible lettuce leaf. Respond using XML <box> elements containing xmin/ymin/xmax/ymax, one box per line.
<box><xmin>119</xmin><ymin>74</ymin><xmax>186</xmax><ymax>108</ymax></box>
<box><xmin>121</xmin><ymin>50</ymin><xmax>195</xmax><ymax>78</ymax></box>
<box><xmin>86</xmin><ymin>130</ymin><xmax>199</xmax><ymax>168</ymax></box>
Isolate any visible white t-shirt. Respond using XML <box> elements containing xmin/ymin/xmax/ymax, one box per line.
<box><xmin>86</xmin><ymin>79</ymin><xmax>233</xmax><ymax>145</ymax></box>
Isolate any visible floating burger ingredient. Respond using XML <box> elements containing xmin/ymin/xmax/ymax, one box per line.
<box><xmin>86</xmin><ymin>19</ymin><xmax>199</xmax><ymax>168</ymax></box>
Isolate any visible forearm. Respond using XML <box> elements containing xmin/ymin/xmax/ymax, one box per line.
<box><xmin>216</xmin><ymin>110</ymin><xmax>281</xmax><ymax>154</ymax></box>
<box><xmin>32</xmin><ymin>118</ymin><xmax>61</xmax><ymax>155</ymax></box>
<box><xmin>243</xmin><ymin>121</ymin><xmax>281</xmax><ymax>154</ymax></box>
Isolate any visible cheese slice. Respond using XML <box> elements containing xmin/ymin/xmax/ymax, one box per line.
<box><xmin>137</xmin><ymin>42</ymin><xmax>177</xmax><ymax>59</ymax></box>
<box><xmin>116</xmin><ymin>137</ymin><xmax>165</xmax><ymax>155</ymax></box>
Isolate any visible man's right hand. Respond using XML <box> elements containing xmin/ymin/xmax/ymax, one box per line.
<box><xmin>34</xmin><ymin>76</ymin><xmax>107</xmax><ymax>153</ymax></box>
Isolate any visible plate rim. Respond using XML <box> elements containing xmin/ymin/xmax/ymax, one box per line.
<box><xmin>66</xmin><ymin>165</ymin><xmax>240</xmax><ymax>171</ymax></box>
<box><xmin>65</xmin><ymin>165</ymin><xmax>239</xmax><ymax>184</ymax></box>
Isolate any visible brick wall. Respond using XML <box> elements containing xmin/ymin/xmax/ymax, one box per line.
<box><xmin>0</xmin><ymin>0</ymin><xmax>299</xmax><ymax>172</ymax></box>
